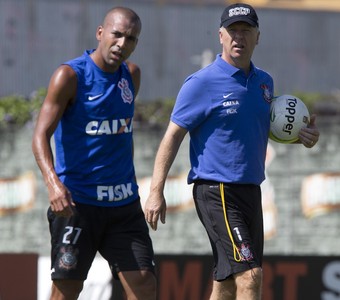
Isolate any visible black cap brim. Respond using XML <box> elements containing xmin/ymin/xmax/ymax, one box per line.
<box><xmin>221</xmin><ymin>16</ymin><xmax>258</xmax><ymax>28</ymax></box>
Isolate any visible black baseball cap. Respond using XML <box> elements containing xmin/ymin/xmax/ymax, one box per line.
<box><xmin>220</xmin><ymin>3</ymin><xmax>259</xmax><ymax>28</ymax></box>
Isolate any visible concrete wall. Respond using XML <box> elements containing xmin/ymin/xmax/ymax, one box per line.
<box><xmin>1</xmin><ymin>0</ymin><xmax>340</xmax><ymax>100</ymax></box>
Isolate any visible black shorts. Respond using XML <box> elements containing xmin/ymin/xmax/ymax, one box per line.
<box><xmin>193</xmin><ymin>181</ymin><xmax>263</xmax><ymax>281</ymax></box>
<box><xmin>48</xmin><ymin>199</ymin><xmax>155</xmax><ymax>281</ymax></box>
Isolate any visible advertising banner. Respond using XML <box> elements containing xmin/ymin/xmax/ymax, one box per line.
<box><xmin>37</xmin><ymin>254</ymin><xmax>340</xmax><ymax>300</ymax></box>
<box><xmin>0</xmin><ymin>253</ymin><xmax>38</xmax><ymax>300</ymax></box>
<box><xmin>154</xmin><ymin>255</ymin><xmax>340</xmax><ymax>300</ymax></box>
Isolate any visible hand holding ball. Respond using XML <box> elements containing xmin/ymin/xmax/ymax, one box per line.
<box><xmin>269</xmin><ymin>95</ymin><xmax>310</xmax><ymax>144</ymax></box>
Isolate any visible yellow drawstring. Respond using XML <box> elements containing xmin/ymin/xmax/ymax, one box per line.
<box><xmin>220</xmin><ymin>182</ymin><xmax>242</xmax><ymax>262</ymax></box>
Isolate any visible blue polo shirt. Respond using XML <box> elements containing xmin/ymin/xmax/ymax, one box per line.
<box><xmin>171</xmin><ymin>54</ymin><xmax>274</xmax><ymax>185</ymax></box>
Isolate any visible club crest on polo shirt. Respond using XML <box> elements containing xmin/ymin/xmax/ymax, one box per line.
<box><xmin>118</xmin><ymin>78</ymin><xmax>133</xmax><ymax>104</ymax></box>
<box><xmin>261</xmin><ymin>84</ymin><xmax>272</xmax><ymax>103</ymax></box>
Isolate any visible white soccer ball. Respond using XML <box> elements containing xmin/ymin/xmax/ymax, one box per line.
<box><xmin>269</xmin><ymin>94</ymin><xmax>310</xmax><ymax>144</ymax></box>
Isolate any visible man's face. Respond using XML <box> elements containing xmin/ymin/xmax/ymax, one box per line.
<box><xmin>219</xmin><ymin>21</ymin><xmax>260</xmax><ymax>67</ymax></box>
<box><xmin>96</xmin><ymin>12</ymin><xmax>141</xmax><ymax>72</ymax></box>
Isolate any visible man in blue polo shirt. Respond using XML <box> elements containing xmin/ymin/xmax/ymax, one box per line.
<box><xmin>145</xmin><ymin>3</ymin><xmax>319</xmax><ymax>299</ymax></box>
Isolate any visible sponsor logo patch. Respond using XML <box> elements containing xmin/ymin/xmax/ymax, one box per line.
<box><xmin>88</xmin><ymin>93</ymin><xmax>103</xmax><ymax>101</ymax></box>
<box><xmin>223</xmin><ymin>93</ymin><xmax>233</xmax><ymax>99</ymax></box>
<box><xmin>229</xmin><ymin>7</ymin><xmax>251</xmax><ymax>17</ymax></box>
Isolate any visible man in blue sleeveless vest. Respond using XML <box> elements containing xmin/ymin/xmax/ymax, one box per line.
<box><xmin>32</xmin><ymin>7</ymin><xmax>156</xmax><ymax>299</ymax></box>
<box><xmin>144</xmin><ymin>3</ymin><xmax>320</xmax><ymax>300</ymax></box>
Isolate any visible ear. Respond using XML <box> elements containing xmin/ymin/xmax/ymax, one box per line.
<box><xmin>256</xmin><ymin>31</ymin><xmax>260</xmax><ymax>45</ymax></box>
<box><xmin>219</xmin><ymin>28</ymin><xmax>223</xmax><ymax>45</ymax></box>
<box><xmin>96</xmin><ymin>25</ymin><xmax>103</xmax><ymax>41</ymax></box>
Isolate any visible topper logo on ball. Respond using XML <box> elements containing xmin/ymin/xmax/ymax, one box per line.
<box><xmin>283</xmin><ymin>97</ymin><xmax>298</xmax><ymax>135</ymax></box>
<box><xmin>269</xmin><ymin>94</ymin><xmax>310</xmax><ymax>144</ymax></box>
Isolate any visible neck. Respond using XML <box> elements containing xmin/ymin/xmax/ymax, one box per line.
<box><xmin>222</xmin><ymin>54</ymin><xmax>251</xmax><ymax>75</ymax></box>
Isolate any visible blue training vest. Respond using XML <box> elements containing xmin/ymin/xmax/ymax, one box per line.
<box><xmin>54</xmin><ymin>49</ymin><xmax>139</xmax><ymax>207</ymax></box>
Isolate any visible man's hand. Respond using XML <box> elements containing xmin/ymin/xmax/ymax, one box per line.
<box><xmin>299</xmin><ymin>114</ymin><xmax>320</xmax><ymax>148</ymax></box>
<box><xmin>144</xmin><ymin>192</ymin><xmax>167</xmax><ymax>231</ymax></box>
<box><xmin>48</xmin><ymin>181</ymin><xmax>75</xmax><ymax>217</ymax></box>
